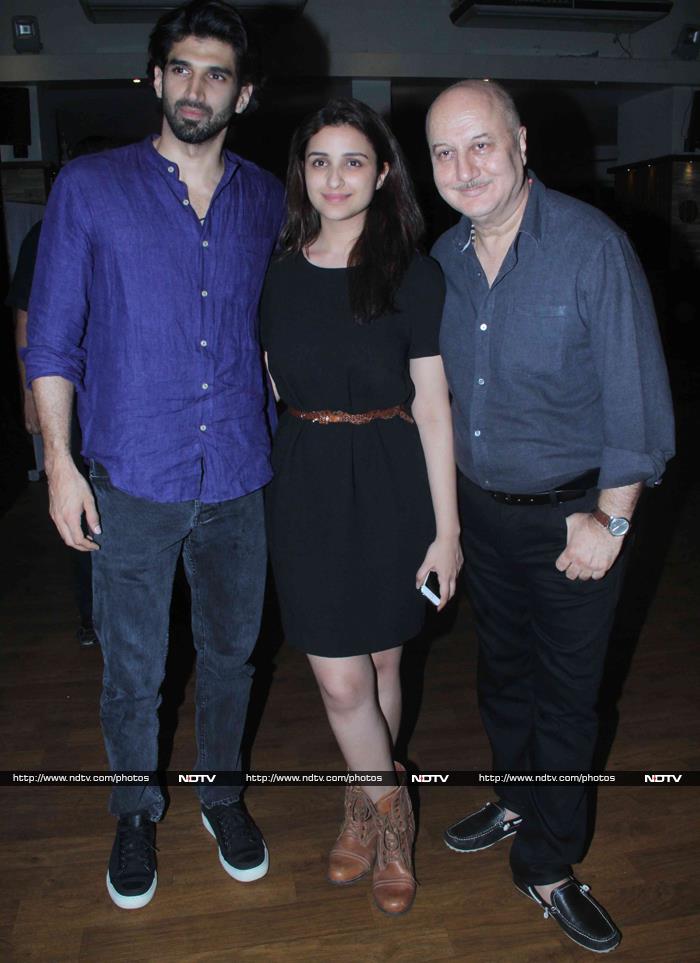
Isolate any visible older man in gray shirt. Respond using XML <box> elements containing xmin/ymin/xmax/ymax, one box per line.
<box><xmin>428</xmin><ymin>80</ymin><xmax>674</xmax><ymax>954</ymax></box>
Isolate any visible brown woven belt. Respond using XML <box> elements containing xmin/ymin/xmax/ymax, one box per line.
<box><xmin>288</xmin><ymin>404</ymin><xmax>414</xmax><ymax>425</ymax></box>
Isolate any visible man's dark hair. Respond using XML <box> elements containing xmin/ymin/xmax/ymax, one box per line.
<box><xmin>147</xmin><ymin>0</ymin><xmax>258</xmax><ymax>93</ymax></box>
<box><xmin>280</xmin><ymin>98</ymin><xmax>425</xmax><ymax>324</ymax></box>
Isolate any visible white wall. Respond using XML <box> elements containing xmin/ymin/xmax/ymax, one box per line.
<box><xmin>0</xmin><ymin>0</ymin><xmax>698</xmax><ymax>85</ymax></box>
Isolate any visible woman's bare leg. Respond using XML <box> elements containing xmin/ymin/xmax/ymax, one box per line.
<box><xmin>308</xmin><ymin>652</ymin><xmax>397</xmax><ymax>803</ymax></box>
<box><xmin>371</xmin><ymin>644</ymin><xmax>403</xmax><ymax>745</ymax></box>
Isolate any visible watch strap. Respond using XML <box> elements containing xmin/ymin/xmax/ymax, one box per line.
<box><xmin>592</xmin><ymin>507</ymin><xmax>630</xmax><ymax>536</ymax></box>
<box><xmin>592</xmin><ymin>508</ymin><xmax>612</xmax><ymax>530</ymax></box>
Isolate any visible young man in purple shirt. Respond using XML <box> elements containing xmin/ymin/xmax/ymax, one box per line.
<box><xmin>26</xmin><ymin>0</ymin><xmax>283</xmax><ymax>909</ymax></box>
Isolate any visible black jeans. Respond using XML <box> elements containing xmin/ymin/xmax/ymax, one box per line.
<box><xmin>89</xmin><ymin>462</ymin><xmax>267</xmax><ymax>819</ymax></box>
<box><xmin>458</xmin><ymin>473</ymin><xmax>627</xmax><ymax>885</ymax></box>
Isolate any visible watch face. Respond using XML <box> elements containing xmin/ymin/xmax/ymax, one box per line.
<box><xmin>609</xmin><ymin>516</ymin><xmax>630</xmax><ymax>537</ymax></box>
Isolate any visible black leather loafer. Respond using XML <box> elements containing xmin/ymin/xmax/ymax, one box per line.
<box><xmin>513</xmin><ymin>875</ymin><xmax>621</xmax><ymax>953</ymax></box>
<box><xmin>444</xmin><ymin>801</ymin><xmax>522</xmax><ymax>853</ymax></box>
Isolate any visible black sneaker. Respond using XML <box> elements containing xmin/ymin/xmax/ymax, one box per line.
<box><xmin>106</xmin><ymin>813</ymin><xmax>157</xmax><ymax>909</ymax></box>
<box><xmin>202</xmin><ymin>800</ymin><xmax>269</xmax><ymax>882</ymax></box>
<box><xmin>444</xmin><ymin>801</ymin><xmax>522</xmax><ymax>853</ymax></box>
<box><xmin>514</xmin><ymin>875</ymin><xmax>621</xmax><ymax>953</ymax></box>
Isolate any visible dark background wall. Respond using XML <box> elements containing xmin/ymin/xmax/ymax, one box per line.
<box><xmin>1</xmin><ymin>0</ymin><xmax>698</xmax><ymax>510</ymax></box>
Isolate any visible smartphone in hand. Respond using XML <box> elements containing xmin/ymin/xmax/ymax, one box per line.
<box><xmin>420</xmin><ymin>571</ymin><xmax>441</xmax><ymax>607</ymax></box>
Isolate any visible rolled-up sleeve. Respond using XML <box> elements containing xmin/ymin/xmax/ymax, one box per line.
<box><xmin>580</xmin><ymin>233</ymin><xmax>675</xmax><ymax>489</ymax></box>
<box><xmin>24</xmin><ymin>166</ymin><xmax>92</xmax><ymax>388</ymax></box>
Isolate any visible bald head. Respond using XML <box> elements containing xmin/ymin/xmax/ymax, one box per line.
<box><xmin>427</xmin><ymin>79</ymin><xmax>521</xmax><ymax>144</ymax></box>
<box><xmin>426</xmin><ymin>78</ymin><xmax>528</xmax><ymax>228</ymax></box>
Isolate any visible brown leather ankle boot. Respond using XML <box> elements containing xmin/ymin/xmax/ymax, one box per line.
<box><xmin>327</xmin><ymin>785</ymin><xmax>378</xmax><ymax>885</ymax></box>
<box><xmin>372</xmin><ymin>775</ymin><xmax>417</xmax><ymax>915</ymax></box>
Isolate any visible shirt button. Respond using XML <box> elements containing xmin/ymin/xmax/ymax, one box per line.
<box><xmin>167</xmin><ymin>165</ymin><xmax>175</xmax><ymax>173</ymax></box>
<box><xmin>200</xmin><ymin>339</ymin><xmax>207</xmax><ymax>347</ymax></box>
<box><xmin>474</xmin><ymin>429</ymin><xmax>481</xmax><ymax>437</ymax></box>
<box><xmin>480</xmin><ymin>323</ymin><xmax>488</xmax><ymax>331</ymax></box>
<box><xmin>182</xmin><ymin>199</ymin><xmax>190</xmax><ymax>206</ymax></box>
<box><xmin>202</xmin><ymin>383</ymin><xmax>209</xmax><ymax>390</ymax></box>
<box><xmin>477</xmin><ymin>378</ymin><xmax>485</xmax><ymax>385</ymax></box>
<box><xmin>200</xmin><ymin>424</ymin><xmax>207</xmax><ymax>432</ymax></box>
<box><xmin>202</xmin><ymin>240</ymin><xmax>209</xmax><ymax>248</ymax></box>
<box><xmin>201</xmin><ymin>290</ymin><xmax>208</xmax><ymax>297</ymax></box>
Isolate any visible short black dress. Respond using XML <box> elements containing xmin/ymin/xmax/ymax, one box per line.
<box><xmin>261</xmin><ymin>252</ymin><xmax>445</xmax><ymax>657</ymax></box>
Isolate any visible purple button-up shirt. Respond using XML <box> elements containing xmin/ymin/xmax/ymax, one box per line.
<box><xmin>25</xmin><ymin>136</ymin><xmax>284</xmax><ymax>503</ymax></box>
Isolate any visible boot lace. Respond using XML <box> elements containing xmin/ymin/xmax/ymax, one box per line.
<box><xmin>376</xmin><ymin>798</ymin><xmax>412</xmax><ymax>871</ymax></box>
<box><xmin>340</xmin><ymin>791</ymin><xmax>375</xmax><ymax>844</ymax></box>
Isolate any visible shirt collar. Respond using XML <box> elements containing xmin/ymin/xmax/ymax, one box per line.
<box><xmin>518</xmin><ymin>171</ymin><xmax>544</xmax><ymax>245</ymax></box>
<box><xmin>452</xmin><ymin>169</ymin><xmax>544</xmax><ymax>254</ymax></box>
<box><xmin>138</xmin><ymin>134</ymin><xmax>241</xmax><ymax>188</ymax></box>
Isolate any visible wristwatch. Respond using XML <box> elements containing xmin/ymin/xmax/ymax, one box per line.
<box><xmin>591</xmin><ymin>508</ymin><xmax>630</xmax><ymax>537</ymax></box>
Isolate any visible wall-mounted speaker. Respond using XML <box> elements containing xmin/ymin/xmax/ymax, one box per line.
<box><xmin>0</xmin><ymin>88</ymin><xmax>31</xmax><ymax>150</ymax></box>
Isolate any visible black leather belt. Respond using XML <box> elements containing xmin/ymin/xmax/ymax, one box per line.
<box><xmin>489</xmin><ymin>469</ymin><xmax>600</xmax><ymax>506</ymax></box>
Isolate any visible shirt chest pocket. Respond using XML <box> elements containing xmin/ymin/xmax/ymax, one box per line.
<box><xmin>496</xmin><ymin>304</ymin><xmax>572</xmax><ymax>376</ymax></box>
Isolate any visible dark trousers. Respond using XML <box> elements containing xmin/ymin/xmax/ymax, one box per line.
<box><xmin>89</xmin><ymin>462</ymin><xmax>267</xmax><ymax>819</ymax></box>
<box><xmin>458</xmin><ymin>473</ymin><xmax>627</xmax><ymax>885</ymax></box>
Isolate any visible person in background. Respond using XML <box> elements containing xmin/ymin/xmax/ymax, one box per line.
<box><xmin>427</xmin><ymin>79</ymin><xmax>674</xmax><ymax>953</ymax></box>
<box><xmin>261</xmin><ymin>98</ymin><xmax>462</xmax><ymax>916</ymax></box>
<box><xmin>6</xmin><ymin>139</ymin><xmax>116</xmax><ymax>648</ymax></box>
<box><xmin>7</xmin><ymin>221</ymin><xmax>42</xmax><ymax>438</ymax></box>
<box><xmin>25</xmin><ymin>0</ymin><xmax>283</xmax><ymax>910</ymax></box>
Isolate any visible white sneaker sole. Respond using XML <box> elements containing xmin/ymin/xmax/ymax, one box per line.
<box><xmin>106</xmin><ymin>870</ymin><xmax>157</xmax><ymax>909</ymax></box>
<box><xmin>201</xmin><ymin>811</ymin><xmax>269</xmax><ymax>882</ymax></box>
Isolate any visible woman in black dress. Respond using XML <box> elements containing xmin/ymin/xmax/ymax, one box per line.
<box><xmin>261</xmin><ymin>99</ymin><xmax>461</xmax><ymax>915</ymax></box>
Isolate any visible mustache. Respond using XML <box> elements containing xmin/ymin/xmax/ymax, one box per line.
<box><xmin>175</xmin><ymin>99</ymin><xmax>212</xmax><ymax>117</ymax></box>
<box><xmin>453</xmin><ymin>179</ymin><xmax>487</xmax><ymax>191</ymax></box>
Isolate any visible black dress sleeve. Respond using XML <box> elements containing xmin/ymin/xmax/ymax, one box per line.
<box><xmin>405</xmin><ymin>255</ymin><xmax>446</xmax><ymax>359</ymax></box>
<box><xmin>259</xmin><ymin>255</ymin><xmax>284</xmax><ymax>351</ymax></box>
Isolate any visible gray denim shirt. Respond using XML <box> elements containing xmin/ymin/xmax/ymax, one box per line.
<box><xmin>431</xmin><ymin>175</ymin><xmax>675</xmax><ymax>493</ymax></box>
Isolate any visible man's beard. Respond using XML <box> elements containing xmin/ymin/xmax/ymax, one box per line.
<box><xmin>163</xmin><ymin>96</ymin><xmax>235</xmax><ymax>145</ymax></box>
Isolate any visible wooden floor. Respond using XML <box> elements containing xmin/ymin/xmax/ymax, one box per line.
<box><xmin>1</xmin><ymin>401</ymin><xmax>699</xmax><ymax>962</ymax></box>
